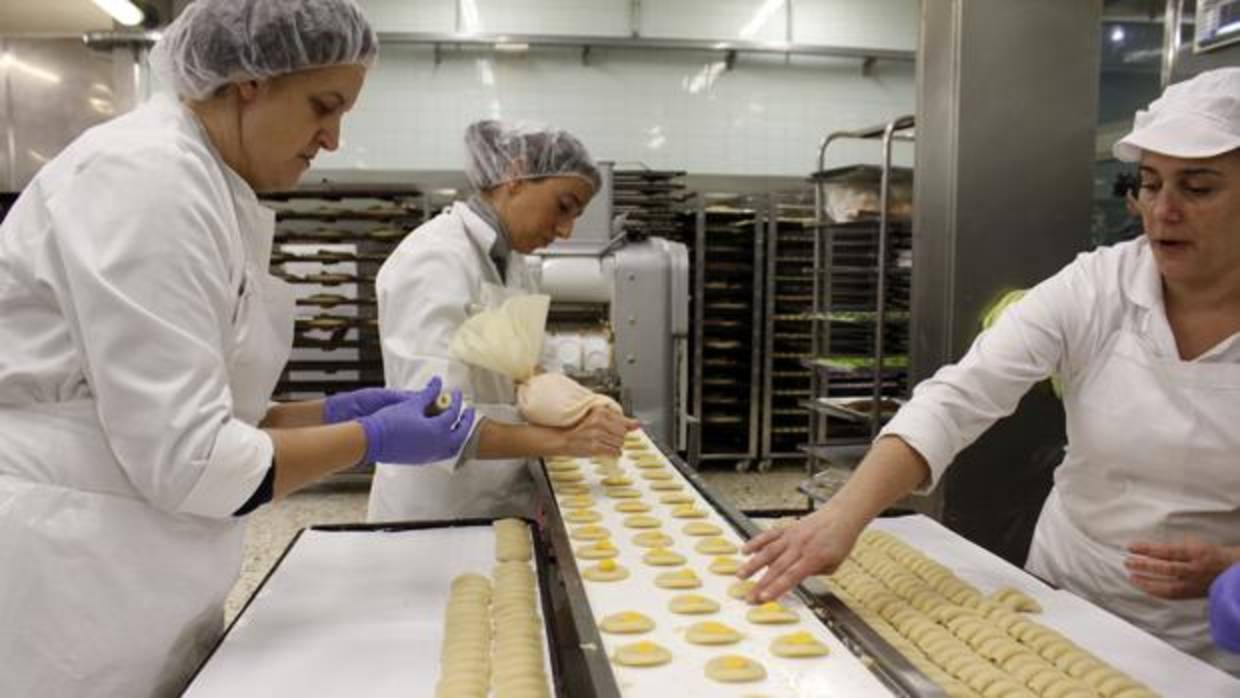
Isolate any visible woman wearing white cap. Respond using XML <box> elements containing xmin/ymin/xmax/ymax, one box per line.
<box><xmin>368</xmin><ymin>120</ymin><xmax>638</xmax><ymax>522</ymax></box>
<box><xmin>0</xmin><ymin>2</ymin><xmax>477</xmax><ymax>695</ymax></box>
<box><xmin>740</xmin><ymin>67</ymin><xmax>1240</xmax><ymax>673</ymax></box>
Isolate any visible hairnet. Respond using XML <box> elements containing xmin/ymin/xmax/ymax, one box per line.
<box><xmin>150</xmin><ymin>0</ymin><xmax>378</xmax><ymax>101</ymax></box>
<box><xmin>464</xmin><ymin>120</ymin><xmax>602</xmax><ymax>193</ymax></box>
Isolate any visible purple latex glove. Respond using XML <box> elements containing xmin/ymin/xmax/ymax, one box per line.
<box><xmin>357</xmin><ymin>382</ymin><xmax>476</xmax><ymax>465</ymax></box>
<box><xmin>323</xmin><ymin>386</ymin><xmax>420</xmax><ymax>424</ymax></box>
<box><xmin>1210</xmin><ymin>562</ymin><xmax>1240</xmax><ymax>652</ymax></box>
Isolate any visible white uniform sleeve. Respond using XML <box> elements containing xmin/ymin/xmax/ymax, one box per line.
<box><xmin>44</xmin><ymin>148</ymin><xmax>272</xmax><ymax>518</ymax></box>
<box><xmin>377</xmin><ymin>240</ymin><xmax>520</xmax><ymax>473</ymax></box>
<box><xmin>880</xmin><ymin>252</ymin><xmax>1101</xmax><ymax>492</ymax></box>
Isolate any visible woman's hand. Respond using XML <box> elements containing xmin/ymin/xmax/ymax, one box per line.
<box><xmin>737</xmin><ymin>506</ymin><xmax>867</xmax><ymax>604</ymax></box>
<box><xmin>1126</xmin><ymin>538</ymin><xmax>1239</xmax><ymax>599</ymax></box>
<box><xmin>555</xmin><ymin>406</ymin><xmax>639</xmax><ymax>457</ymax></box>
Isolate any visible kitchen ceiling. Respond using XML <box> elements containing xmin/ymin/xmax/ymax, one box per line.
<box><xmin>1</xmin><ymin>1</ymin><xmax>115</xmax><ymax>35</ymax></box>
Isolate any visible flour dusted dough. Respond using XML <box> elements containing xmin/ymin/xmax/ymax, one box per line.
<box><xmin>632</xmin><ymin>532</ymin><xmax>674</xmax><ymax>548</ymax></box>
<box><xmin>660</xmin><ymin>493</ymin><xmax>695</xmax><ymax>505</ymax></box>
<box><xmin>494</xmin><ymin>519</ymin><xmax>532</xmax><ymax>562</ymax></box>
<box><xmin>655</xmin><ymin>568</ymin><xmax>703</xmax><ymax>589</ymax></box>
<box><xmin>600</xmin><ymin>611</ymin><xmax>655</xmax><ymax>634</ymax></box>
<box><xmin>614</xmin><ymin>641</ymin><xmax>672</xmax><ymax>667</ymax></box>
<box><xmin>671</xmin><ymin>505</ymin><xmax>706</xmax><ymax>519</ymax></box>
<box><xmin>615</xmin><ymin>501</ymin><xmax>652</xmax><ymax>513</ymax></box>
<box><xmin>668</xmin><ymin>594</ymin><xmax>721</xmax><ymax>615</ymax></box>
<box><xmin>601</xmin><ymin>474</ymin><xmax>634</xmax><ymax>487</ymax></box>
<box><xmin>770</xmin><ymin>631</ymin><xmax>830</xmax><ymax>658</ymax></box>
<box><xmin>686</xmin><ymin>621</ymin><xmax>743</xmax><ymax>645</ymax></box>
<box><xmin>563</xmin><ymin>508</ymin><xmax>601</xmax><ymax>524</ymax></box>
<box><xmin>553</xmin><ymin>483</ymin><xmax>589</xmax><ymax>495</ymax></box>
<box><xmin>623</xmin><ymin>514</ymin><xmax>662</xmax><ymax>529</ymax></box>
<box><xmin>517</xmin><ymin>372</ymin><xmax>622</xmax><ymax>427</ymax></box>
<box><xmin>695</xmin><ymin>537</ymin><xmax>738</xmax><ymax>555</ymax></box>
<box><xmin>704</xmin><ymin>655</ymin><xmax>766</xmax><ymax>683</ymax></box>
<box><xmin>559</xmin><ymin>494</ymin><xmax>595</xmax><ymax>508</ymax></box>
<box><xmin>643</xmin><ymin>547</ymin><xmax>686</xmax><ymax>566</ymax></box>
<box><xmin>604</xmin><ymin>487</ymin><xmax>642</xmax><ymax>499</ymax></box>
<box><xmin>641</xmin><ymin>470</ymin><xmax>674</xmax><ymax>481</ymax></box>
<box><xmin>569</xmin><ymin>525</ymin><xmax>610</xmax><ymax>541</ymax></box>
<box><xmin>650</xmin><ymin>481</ymin><xmax>684</xmax><ymax>492</ymax></box>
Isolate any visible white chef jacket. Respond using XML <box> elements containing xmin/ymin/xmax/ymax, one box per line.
<box><xmin>0</xmin><ymin>93</ymin><xmax>293</xmax><ymax>696</ymax></box>
<box><xmin>882</xmin><ymin>237</ymin><xmax>1240</xmax><ymax>673</ymax></box>
<box><xmin>367</xmin><ymin>202</ymin><xmax>539</xmax><ymax>522</ymax></box>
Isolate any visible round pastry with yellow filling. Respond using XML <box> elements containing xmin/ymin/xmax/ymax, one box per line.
<box><xmin>650</xmin><ymin>481</ymin><xmax>684</xmax><ymax>492</ymax></box>
<box><xmin>632</xmin><ymin>531</ymin><xmax>675</xmax><ymax>548</ymax></box>
<box><xmin>559</xmin><ymin>494</ymin><xmax>595</xmax><ymax>509</ymax></box>
<box><xmin>643</xmin><ymin>547</ymin><xmax>686</xmax><ymax>566</ymax></box>
<box><xmin>576</xmin><ymin>540</ymin><xmax>619</xmax><ymax>559</ymax></box>
<box><xmin>655</xmin><ymin>568</ymin><xmax>702</xmax><ymax>589</ymax></box>
<box><xmin>615</xmin><ymin>500</ymin><xmax>652</xmax><ymax>514</ymax></box>
<box><xmin>660</xmin><ymin>493</ymin><xmax>695</xmax><ymax>505</ymax></box>
<box><xmin>709</xmin><ymin>556</ymin><xmax>741</xmax><ymax>575</ymax></box>
<box><xmin>682</xmin><ymin>522</ymin><xmax>722</xmax><ymax>538</ymax></box>
<box><xmin>686</xmin><ymin>621</ymin><xmax>743</xmax><ymax>645</ymax></box>
<box><xmin>600</xmin><ymin>474</ymin><xmax>634</xmax><ymax>487</ymax></box>
<box><xmin>727</xmin><ymin>580</ymin><xmax>758</xmax><ymax>600</ymax></box>
<box><xmin>599</xmin><ymin>611</ymin><xmax>655</xmax><ymax>634</ymax></box>
<box><xmin>549</xmin><ymin>470</ymin><xmax>584</xmax><ymax>483</ymax></box>
<box><xmin>613</xmin><ymin>641</ymin><xmax>672</xmax><ymax>667</ymax></box>
<box><xmin>641</xmin><ymin>470</ymin><xmax>674</xmax><ymax>481</ymax></box>
<box><xmin>604</xmin><ymin>487</ymin><xmax>643</xmax><ymax>499</ymax></box>
<box><xmin>704</xmin><ymin>655</ymin><xmax>767</xmax><ymax>683</ymax></box>
<box><xmin>746</xmin><ymin>602</ymin><xmax>798</xmax><ymax>624</ymax></box>
<box><xmin>770</xmin><ymin>630</ymin><xmax>830</xmax><ymax>658</ymax></box>
<box><xmin>623</xmin><ymin>514</ymin><xmax>662</xmax><ymax>529</ymax></box>
<box><xmin>570</xmin><ymin>525</ymin><xmax>610</xmax><ymax>541</ymax></box>
<box><xmin>695</xmin><ymin>537</ymin><xmax>738</xmax><ymax>555</ymax></box>
<box><xmin>668</xmin><ymin>594</ymin><xmax>721</xmax><ymax>615</ymax></box>
<box><xmin>554</xmin><ymin>483</ymin><xmax>590</xmax><ymax>495</ymax></box>
<box><xmin>583</xmin><ymin>558</ymin><xmax>630</xmax><ymax>582</ymax></box>
<box><xmin>671</xmin><ymin>504</ymin><xmax>706</xmax><ymax>519</ymax></box>
<box><xmin>564</xmin><ymin>508</ymin><xmax>602</xmax><ymax>524</ymax></box>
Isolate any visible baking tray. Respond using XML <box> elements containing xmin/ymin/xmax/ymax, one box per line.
<box><xmin>182</xmin><ymin>518</ymin><xmax>563</xmax><ymax>698</ymax></box>
<box><xmin>534</xmin><ymin>431</ymin><xmax>942</xmax><ymax>698</ymax></box>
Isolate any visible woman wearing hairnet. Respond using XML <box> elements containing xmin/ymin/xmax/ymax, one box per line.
<box><xmin>739</xmin><ymin>67</ymin><xmax>1240</xmax><ymax>674</ymax></box>
<box><xmin>0</xmin><ymin>2</ymin><xmax>475</xmax><ymax>695</ymax></box>
<box><xmin>368</xmin><ymin>120</ymin><xmax>638</xmax><ymax>522</ymax></box>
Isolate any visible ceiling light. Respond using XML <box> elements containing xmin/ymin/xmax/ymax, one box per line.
<box><xmin>92</xmin><ymin>0</ymin><xmax>145</xmax><ymax>27</ymax></box>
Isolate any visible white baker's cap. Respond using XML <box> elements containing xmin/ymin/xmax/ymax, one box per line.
<box><xmin>1113</xmin><ymin>67</ymin><xmax>1240</xmax><ymax>162</ymax></box>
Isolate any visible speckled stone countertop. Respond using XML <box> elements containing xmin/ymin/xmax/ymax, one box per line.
<box><xmin>225</xmin><ymin>465</ymin><xmax>813</xmax><ymax>623</ymax></box>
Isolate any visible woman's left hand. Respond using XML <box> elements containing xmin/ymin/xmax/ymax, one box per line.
<box><xmin>1125</xmin><ymin>539</ymin><xmax>1239</xmax><ymax>599</ymax></box>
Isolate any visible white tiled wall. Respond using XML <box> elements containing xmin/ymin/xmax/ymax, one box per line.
<box><xmin>322</xmin><ymin>0</ymin><xmax>917</xmax><ymax>177</ymax></box>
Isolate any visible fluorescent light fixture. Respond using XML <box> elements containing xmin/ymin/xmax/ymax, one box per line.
<box><xmin>494</xmin><ymin>42</ymin><xmax>529</xmax><ymax>53</ymax></box>
<box><xmin>1219</xmin><ymin>20</ymin><xmax>1240</xmax><ymax>36</ymax></box>
<box><xmin>0</xmin><ymin>53</ymin><xmax>63</xmax><ymax>84</ymax></box>
<box><xmin>739</xmin><ymin>0</ymin><xmax>785</xmax><ymax>40</ymax></box>
<box><xmin>459</xmin><ymin>0</ymin><xmax>481</xmax><ymax>34</ymax></box>
<box><xmin>92</xmin><ymin>0</ymin><xmax>145</xmax><ymax>27</ymax></box>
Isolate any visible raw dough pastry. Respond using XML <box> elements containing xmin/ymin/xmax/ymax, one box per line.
<box><xmin>682</xmin><ymin>522</ymin><xmax>722</xmax><ymax>536</ymax></box>
<box><xmin>614</xmin><ymin>641</ymin><xmax>672</xmax><ymax>667</ymax></box>
<box><xmin>553</xmin><ymin>483</ymin><xmax>589</xmax><ymax>495</ymax></box>
<box><xmin>728</xmin><ymin>580</ymin><xmax>758</xmax><ymax>600</ymax></box>
<box><xmin>686</xmin><ymin>621</ymin><xmax>743</xmax><ymax>645</ymax></box>
<box><xmin>623</xmin><ymin>514</ymin><xmax>662</xmax><ymax>529</ymax></box>
<box><xmin>563</xmin><ymin>508</ymin><xmax>602</xmax><ymax>524</ymax></box>
<box><xmin>559</xmin><ymin>494</ymin><xmax>595</xmax><ymax>509</ymax></box>
<box><xmin>632</xmin><ymin>532</ymin><xmax>675</xmax><ymax>548</ymax></box>
<box><xmin>604</xmin><ymin>487</ymin><xmax>642</xmax><ymax>499</ymax></box>
<box><xmin>576</xmin><ymin>540</ymin><xmax>619</xmax><ymax>559</ymax></box>
<box><xmin>650</xmin><ymin>481</ymin><xmax>684</xmax><ymax>492</ymax></box>
<box><xmin>615</xmin><ymin>501</ymin><xmax>652</xmax><ymax>513</ymax></box>
<box><xmin>599</xmin><ymin>611</ymin><xmax>654</xmax><ymax>634</ymax></box>
<box><xmin>601</xmin><ymin>474</ymin><xmax>634</xmax><ymax>487</ymax></box>
<box><xmin>569</xmin><ymin>525</ymin><xmax>610</xmax><ymax>541</ymax></box>
<box><xmin>544</xmin><ymin>460</ymin><xmax>579</xmax><ymax>472</ymax></box>
<box><xmin>991</xmin><ymin>586</ymin><xmax>1042</xmax><ymax>614</ymax></box>
<box><xmin>671</xmin><ymin>505</ymin><xmax>706</xmax><ymax>519</ymax></box>
<box><xmin>770</xmin><ymin>630</ymin><xmax>830</xmax><ymax>658</ymax></box>
<box><xmin>709</xmin><ymin>556</ymin><xmax>741</xmax><ymax>575</ymax></box>
<box><xmin>641</xmin><ymin>470</ymin><xmax>674</xmax><ymax>481</ymax></box>
<box><xmin>517</xmin><ymin>372</ymin><xmax>621</xmax><ymax>427</ymax></box>
<box><xmin>660</xmin><ymin>493</ymin><xmax>696</xmax><ymax>505</ymax></box>
<box><xmin>494</xmin><ymin>518</ymin><xmax>532</xmax><ymax>562</ymax></box>
<box><xmin>633</xmin><ymin>459</ymin><xmax>665</xmax><ymax>470</ymax></box>
<box><xmin>548</xmin><ymin>470</ymin><xmax>584</xmax><ymax>483</ymax></box>
<box><xmin>655</xmin><ymin>568</ymin><xmax>702</xmax><ymax>589</ymax></box>
<box><xmin>668</xmin><ymin>594</ymin><xmax>721</xmax><ymax>614</ymax></box>
<box><xmin>583</xmin><ymin>558</ymin><xmax>630</xmax><ymax>582</ymax></box>
<box><xmin>746</xmin><ymin>602</ymin><xmax>798</xmax><ymax>624</ymax></box>
<box><xmin>643</xmin><ymin>547</ymin><xmax>686</xmax><ymax>566</ymax></box>
<box><xmin>704</xmin><ymin>655</ymin><xmax>766</xmax><ymax>683</ymax></box>
<box><xmin>695</xmin><ymin>537</ymin><xmax>738</xmax><ymax>555</ymax></box>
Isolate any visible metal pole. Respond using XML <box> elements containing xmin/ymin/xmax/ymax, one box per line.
<box><xmin>873</xmin><ymin>120</ymin><xmax>897</xmax><ymax>438</ymax></box>
<box><xmin>1160</xmin><ymin>0</ymin><xmax>1185</xmax><ymax>88</ymax></box>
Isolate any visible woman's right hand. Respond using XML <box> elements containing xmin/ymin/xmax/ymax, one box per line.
<box><xmin>556</xmin><ymin>406</ymin><xmax>639</xmax><ymax>457</ymax></box>
<box><xmin>737</xmin><ymin>505</ymin><xmax>869</xmax><ymax>604</ymax></box>
<box><xmin>357</xmin><ymin>378</ymin><xmax>477</xmax><ymax>465</ymax></box>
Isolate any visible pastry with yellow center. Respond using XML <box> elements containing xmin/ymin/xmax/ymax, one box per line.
<box><xmin>615</xmin><ymin>500</ymin><xmax>652</xmax><ymax>514</ymax></box>
<box><xmin>668</xmin><ymin>594</ymin><xmax>720</xmax><ymax>615</ymax></box>
<box><xmin>599</xmin><ymin>611</ymin><xmax>654</xmax><ymax>634</ymax></box>
<box><xmin>623</xmin><ymin>514</ymin><xmax>661</xmax><ymax>529</ymax></box>
<box><xmin>695</xmin><ymin>537</ymin><xmax>738</xmax><ymax>555</ymax></box>
<box><xmin>549</xmin><ymin>470</ymin><xmax>584</xmax><ymax>483</ymax></box>
<box><xmin>709</xmin><ymin>556</ymin><xmax>741</xmax><ymax>575</ymax></box>
<box><xmin>570</xmin><ymin>525</ymin><xmax>610</xmax><ymax>541</ymax></box>
<box><xmin>632</xmin><ymin>531</ymin><xmax>675</xmax><ymax>548</ymax></box>
<box><xmin>655</xmin><ymin>568</ymin><xmax>702</xmax><ymax>589</ymax></box>
<box><xmin>564</xmin><ymin>508</ymin><xmax>601</xmax><ymax>524</ymax></box>
<box><xmin>727</xmin><ymin>580</ymin><xmax>758</xmax><ymax>600</ymax></box>
<box><xmin>660</xmin><ymin>492</ymin><xmax>695</xmax><ymax>505</ymax></box>
<box><xmin>682</xmin><ymin>521</ymin><xmax>722</xmax><ymax>536</ymax></box>
<box><xmin>600</xmin><ymin>474</ymin><xmax>634</xmax><ymax>487</ymax></box>
<box><xmin>554</xmin><ymin>483</ymin><xmax>589</xmax><ymax>495</ymax></box>
<box><xmin>583</xmin><ymin>558</ymin><xmax>630</xmax><ymax>582</ymax></box>
<box><xmin>559</xmin><ymin>494</ymin><xmax>595</xmax><ymax>509</ymax></box>
<box><xmin>613</xmin><ymin>641</ymin><xmax>672</xmax><ymax>667</ymax></box>
<box><xmin>671</xmin><ymin>504</ymin><xmax>706</xmax><ymax>519</ymax></box>
<box><xmin>746</xmin><ymin>601</ymin><xmax>798</xmax><ymax>624</ymax></box>
<box><xmin>686</xmin><ymin>621</ymin><xmax>743</xmax><ymax>645</ymax></box>
<box><xmin>604</xmin><ymin>487</ymin><xmax>642</xmax><ymax>499</ymax></box>
<box><xmin>770</xmin><ymin>630</ymin><xmax>830</xmax><ymax>658</ymax></box>
<box><xmin>641</xmin><ymin>470</ymin><xmax>674</xmax><ymax>481</ymax></box>
<box><xmin>650</xmin><ymin>481</ymin><xmax>684</xmax><ymax>492</ymax></box>
<box><xmin>576</xmin><ymin>540</ymin><xmax>619</xmax><ymax>559</ymax></box>
<box><xmin>643</xmin><ymin>547</ymin><xmax>686</xmax><ymax>566</ymax></box>
<box><xmin>704</xmin><ymin>655</ymin><xmax>766</xmax><ymax>683</ymax></box>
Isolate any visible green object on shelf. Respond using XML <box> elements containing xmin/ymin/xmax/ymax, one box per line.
<box><xmin>813</xmin><ymin>354</ymin><xmax>909</xmax><ymax>372</ymax></box>
<box><xmin>826</xmin><ymin>310</ymin><xmax>911</xmax><ymax>323</ymax></box>
<box><xmin>980</xmin><ymin>289</ymin><xmax>1063</xmax><ymax>399</ymax></box>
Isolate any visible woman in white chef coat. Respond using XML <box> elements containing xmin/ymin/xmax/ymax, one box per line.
<box><xmin>740</xmin><ymin>67</ymin><xmax>1240</xmax><ymax>673</ymax></box>
<box><xmin>0</xmin><ymin>2</ymin><xmax>476</xmax><ymax>696</ymax></box>
<box><xmin>368</xmin><ymin>120</ymin><xmax>638</xmax><ymax>522</ymax></box>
